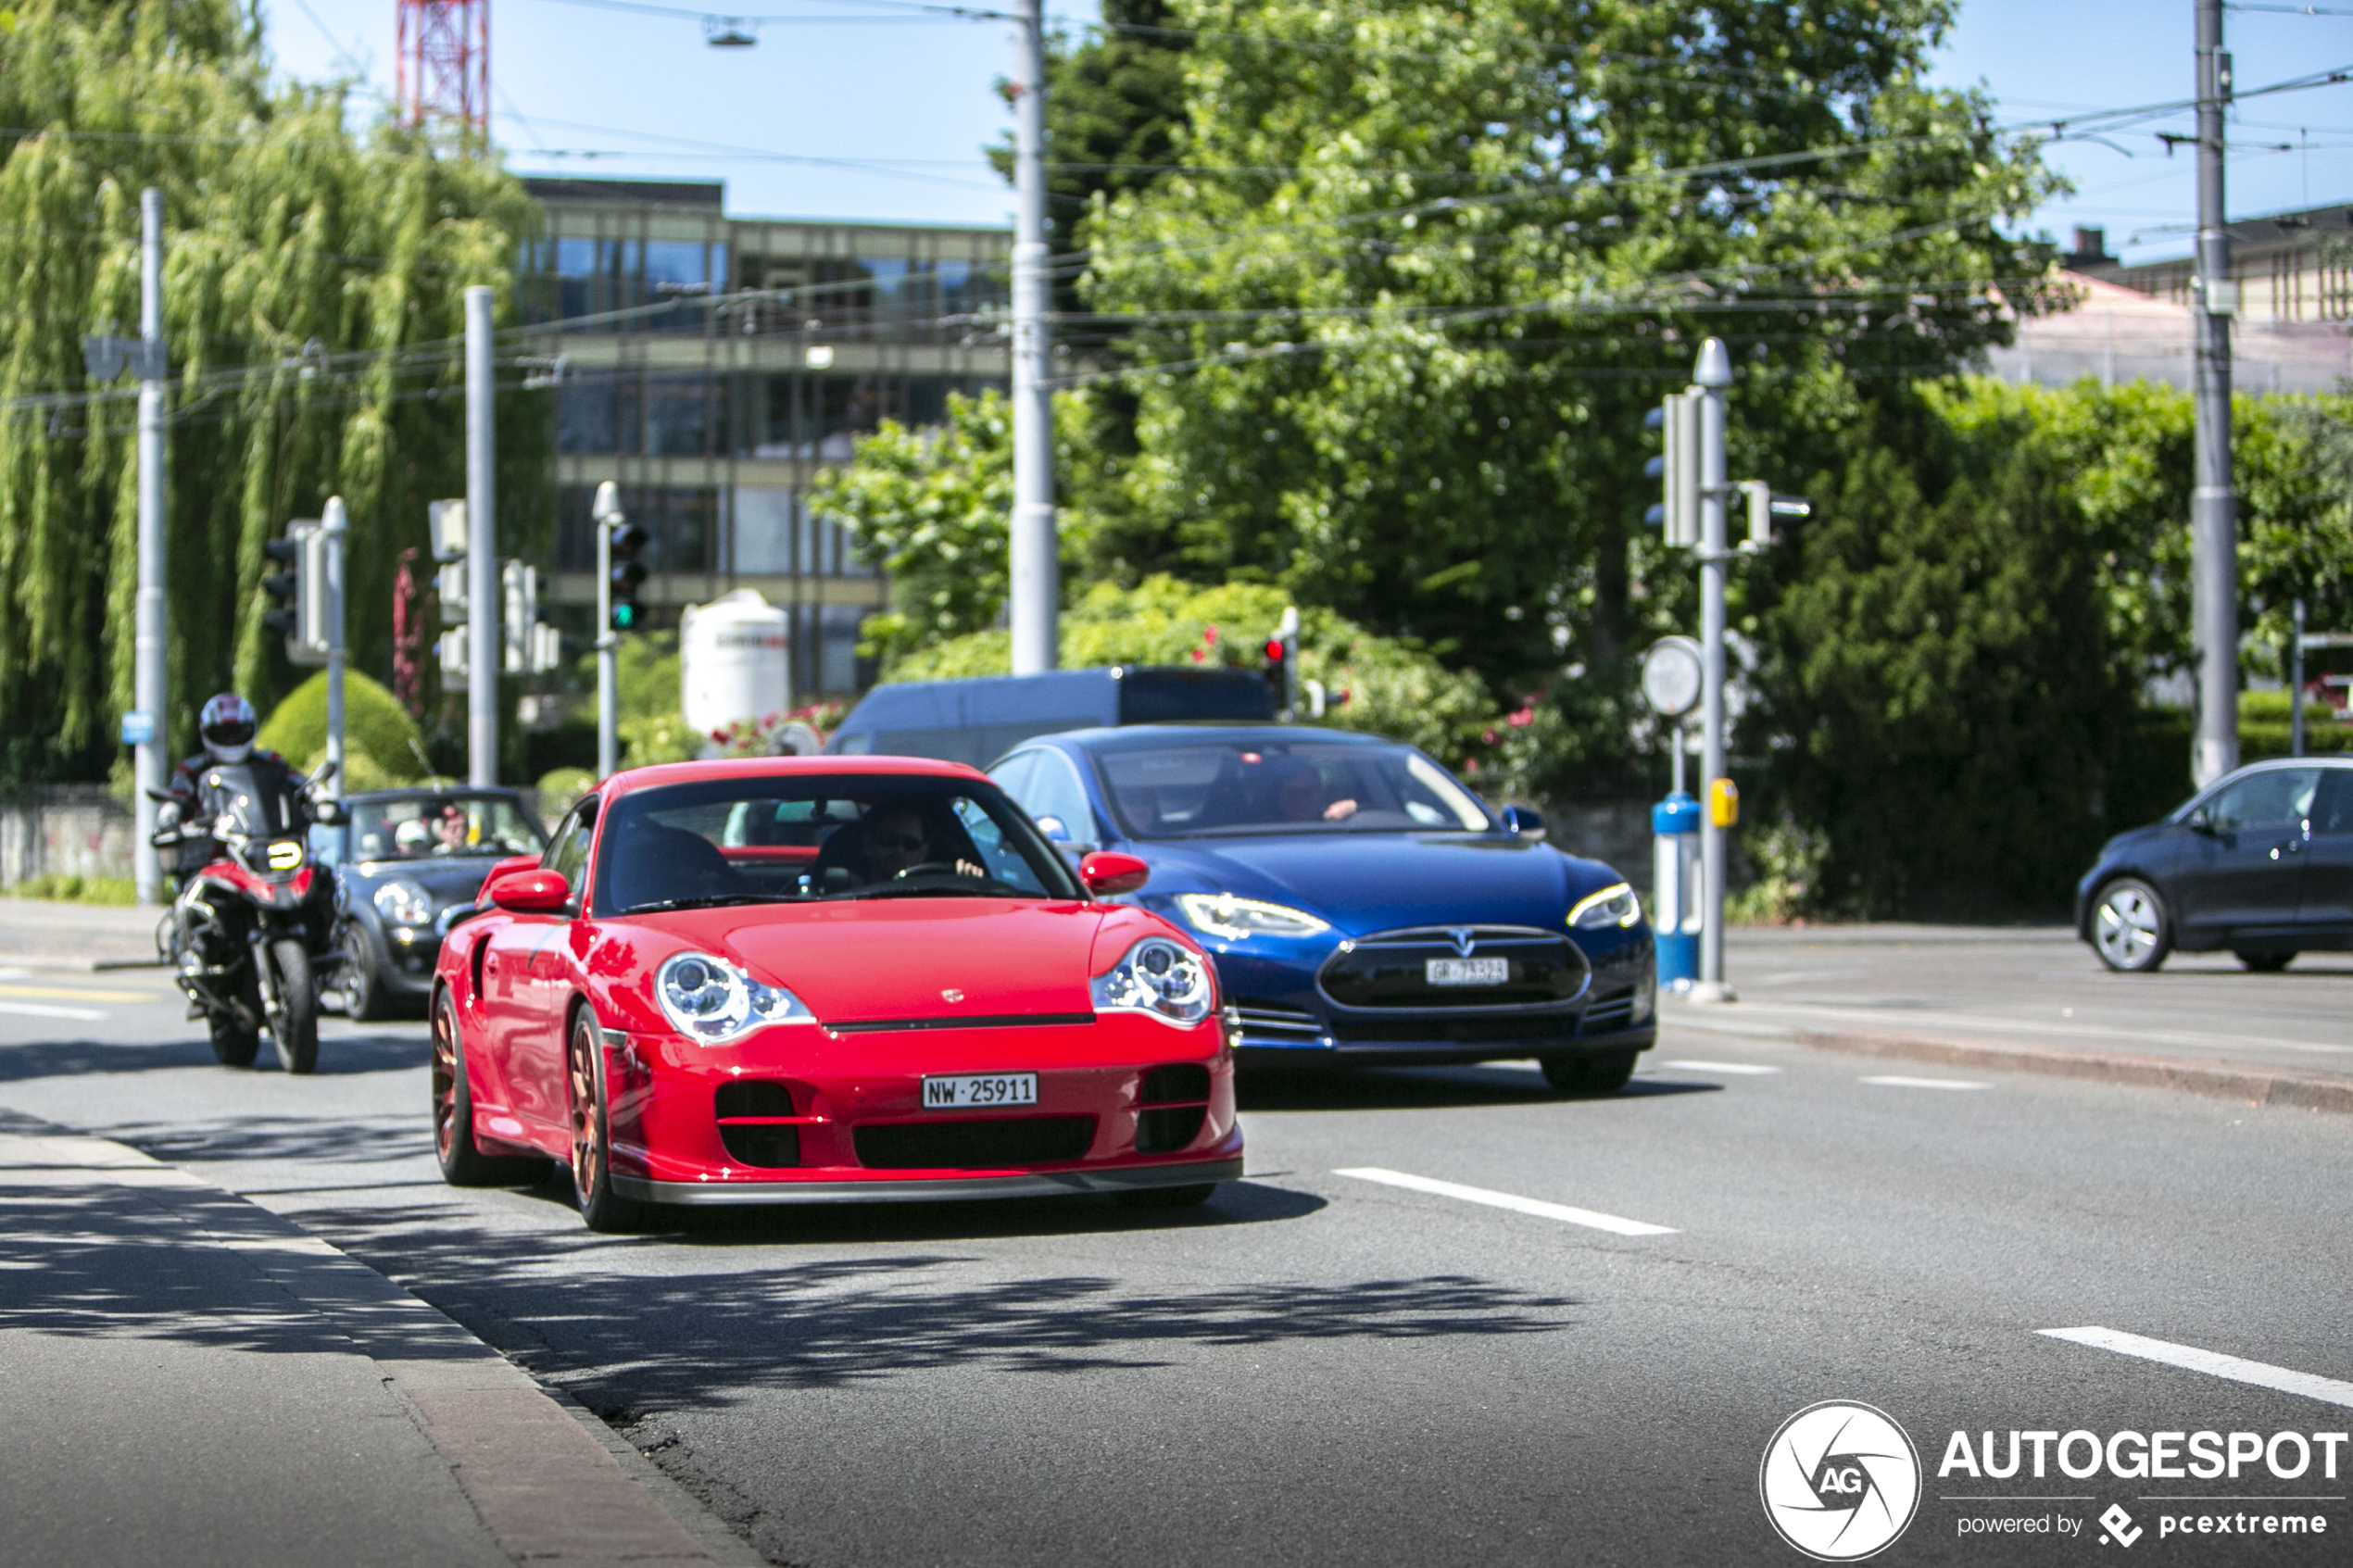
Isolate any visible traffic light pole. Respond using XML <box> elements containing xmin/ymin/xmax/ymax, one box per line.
<box><xmin>1692</xmin><ymin>339</ymin><xmax>1734</xmax><ymax>1002</ymax></box>
<box><xmin>593</xmin><ymin>481</ymin><xmax>621</xmax><ymax>779</ymax></box>
<box><xmin>132</xmin><ymin>188</ymin><xmax>168</xmax><ymax>905</ymax></box>
<box><xmin>1007</xmin><ymin>0</ymin><xmax>1057</xmax><ymax>676</ymax></box>
<box><xmin>464</xmin><ymin>285</ymin><xmax>498</xmax><ymax>787</ymax></box>
<box><xmin>321</xmin><ymin>497</ymin><xmax>346</xmax><ymax>799</ymax></box>
<box><xmin>2192</xmin><ymin>0</ymin><xmax>2238</xmax><ymax>789</ymax></box>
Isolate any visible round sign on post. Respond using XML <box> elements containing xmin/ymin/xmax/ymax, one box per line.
<box><xmin>1641</xmin><ymin>636</ymin><xmax>1704</xmax><ymax>718</ymax></box>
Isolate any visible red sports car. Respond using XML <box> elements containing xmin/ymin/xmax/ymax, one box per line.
<box><xmin>429</xmin><ymin>757</ymin><xmax>1241</xmax><ymax>1229</ymax></box>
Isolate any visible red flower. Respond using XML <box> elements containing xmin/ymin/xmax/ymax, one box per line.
<box><xmin>1506</xmin><ymin>705</ymin><xmax>1535</xmax><ymax>728</ymax></box>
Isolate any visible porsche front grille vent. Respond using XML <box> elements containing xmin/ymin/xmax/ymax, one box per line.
<box><xmin>854</xmin><ymin>1115</ymin><xmax>1096</xmax><ymax>1170</ymax></box>
<box><xmin>1135</xmin><ymin>1063</ymin><xmax>1211</xmax><ymax>1154</ymax></box>
<box><xmin>715</xmin><ymin>1080</ymin><xmax>801</xmax><ymax>1167</ymax></box>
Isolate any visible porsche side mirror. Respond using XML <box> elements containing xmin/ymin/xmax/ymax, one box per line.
<box><xmin>312</xmin><ymin>799</ymin><xmax>344</xmax><ymax>826</ymax></box>
<box><xmin>484</xmin><ymin>866</ymin><xmax>571</xmax><ymax>915</ymax></box>
<box><xmin>1500</xmin><ymin>803</ymin><xmax>1546</xmax><ymax>839</ymax></box>
<box><xmin>486</xmin><ymin>854</ymin><xmax>543</xmax><ymax>883</ymax></box>
<box><xmin>1078</xmin><ymin>850</ymin><xmax>1150</xmax><ymax>897</ymax></box>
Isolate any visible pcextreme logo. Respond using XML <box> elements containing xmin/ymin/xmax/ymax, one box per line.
<box><xmin>1760</xmin><ymin>1400</ymin><xmax>1924</xmax><ymax>1562</ymax></box>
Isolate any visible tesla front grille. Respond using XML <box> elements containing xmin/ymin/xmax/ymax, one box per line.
<box><xmin>1331</xmin><ymin>1015</ymin><xmax>1579</xmax><ymax>1047</ymax></box>
<box><xmin>1318</xmin><ymin>925</ymin><xmax>1591</xmax><ymax>1010</ymax></box>
<box><xmin>1231</xmin><ymin>1002</ymin><xmax>1323</xmax><ymax>1045</ymax></box>
<box><xmin>854</xmin><ymin>1115</ymin><xmax>1096</xmax><ymax>1170</ymax></box>
<box><xmin>1580</xmin><ymin>987</ymin><xmax>1636</xmax><ymax>1034</ymax></box>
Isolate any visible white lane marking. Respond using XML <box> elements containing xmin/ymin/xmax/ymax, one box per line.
<box><xmin>0</xmin><ymin>1000</ymin><xmax>107</xmax><ymax>1022</ymax></box>
<box><xmin>1655</xmin><ymin>1059</ymin><xmax>1781</xmax><ymax>1075</ymax></box>
<box><xmin>2038</xmin><ymin>1326</ymin><xmax>2353</xmax><ymax>1413</ymax></box>
<box><xmin>1862</xmin><ymin>1074</ymin><xmax>1989</xmax><ymax>1091</ymax></box>
<box><xmin>1334</xmin><ymin>1166</ymin><xmax>1677</xmax><ymax>1236</ymax></box>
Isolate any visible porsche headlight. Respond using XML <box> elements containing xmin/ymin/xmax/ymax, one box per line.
<box><xmin>373</xmin><ymin>880</ymin><xmax>434</xmax><ymax>929</ymax></box>
<box><xmin>1090</xmin><ymin>937</ymin><xmax>1214</xmax><ymax>1028</ymax></box>
<box><xmin>1175</xmin><ymin>894</ymin><xmax>1331</xmax><ymax>942</ymax></box>
<box><xmin>654</xmin><ymin>951</ymin><xmax>813</xmax><ymax>1043</ymax></box>
<box><xmin>1568</xmin><ymin>882</ymin><xmax>1642</xmax><ymax>931</ymax></box>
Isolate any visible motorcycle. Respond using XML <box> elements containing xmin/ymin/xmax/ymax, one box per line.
<box><xmin>150</xmin><ymin>757</ymin><xmax>344</xmax><ymax>1073</ymax></box>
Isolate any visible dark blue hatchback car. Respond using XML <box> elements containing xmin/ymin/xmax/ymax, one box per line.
<box><xmin>987</xmin><ymin>725</ymin><xmax>1656</xmax><ymax>1093</ymax></box>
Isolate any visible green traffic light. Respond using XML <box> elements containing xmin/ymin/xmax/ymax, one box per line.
<box><xmin>612</xmin><ymin>604</ymin><xmax>640</xmax><ymax>631</ymax></box>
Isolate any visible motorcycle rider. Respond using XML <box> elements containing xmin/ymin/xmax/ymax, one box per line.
<box><xmin>168</xmin><ymin>693</ymin><xmax>284</xmax><ymax>806</ymax></box>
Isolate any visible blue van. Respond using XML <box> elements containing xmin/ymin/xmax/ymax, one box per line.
<box><xmin>825</xmin><ymin>666</ymin><xmax>1276</xmax><ymax>767</ymax></box>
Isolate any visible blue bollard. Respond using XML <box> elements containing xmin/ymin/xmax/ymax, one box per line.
<box><xmin>1652</xmin><ymin>791</ymin><xmax>1701</xmax><ymax>987</ymax></box>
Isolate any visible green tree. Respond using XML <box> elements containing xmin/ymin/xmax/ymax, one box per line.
<box><xmin>256</xmin><ymin>670</ymin><xmax>426</xmax><ymax>788</ymax></box>
<box><xmin>0</xmin><ymin>0</ymin><xmax>546</xmax><ymax>788</ymax></box>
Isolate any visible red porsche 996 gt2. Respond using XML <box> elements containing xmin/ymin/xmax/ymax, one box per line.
<box><xmin>429</xmin><ymin>757</ymin><xmax>1241</xmax><ymax>1230</ymax></box>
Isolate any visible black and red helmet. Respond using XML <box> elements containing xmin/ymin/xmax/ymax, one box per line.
<box><xmin>198</xmin><ymin>692</ymin><xmax>258</xmax><ymax>759</ymax></box>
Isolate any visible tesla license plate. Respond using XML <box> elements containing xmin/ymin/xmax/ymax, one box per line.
<box><xmin>922</xmin><ymin>1073</ymin><xmax>1038</xmax><ymax>1110</ymax></box>
<box><xmin>1426</xmin><ymin>958</ymin><xmax>1509</xmax><ymax>986</ymax></box>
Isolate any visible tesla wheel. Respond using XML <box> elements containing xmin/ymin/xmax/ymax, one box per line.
<box><xmin>2091</xmin><ymin>878</ymin><xmax>2171</xmax><ymax>972</ymax></box>
<box><xmin>432</xmin><ymin>989</ymin><xmax>541</xmax><ymax>1187</ymax></box>
<box><xmin>267</xmin><ymin>939</ymin><xmax>320</xmax><ymax>1074</ymax></box>
<box><xmin>208</xmin><ymin>1012</ymin><xmax>260</xmax><ymax>1067</ymax></box>
<box><xmin>338</xmin><ymin>924</ymin><xmax>387</xmax><ymax>1022</ymax></box>
<box><xmin>567</xmin><ymin>1010</ymin><xmax>645</xmax><ymax>1233</ymax></box>
<box><xmin>2235</xmin><ymin>950</ymin><xmax>2296</xmax><ymax>973</ymax></box>
<box><xmin>1114</xmin><ymin>1183</ymin><xmax>1217</xmax><ymax>1210</ymax></box>
<box><xmin>1539</xmin><ymin>1048</ymin><xmax>1638</xmax><ymax>1096</ymax></box>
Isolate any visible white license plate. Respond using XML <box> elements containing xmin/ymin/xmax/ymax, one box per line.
<box><xmin>1426</xmin><ymin>958</ymin><xmax>1509</xmax><ymax>986</ymax></box>
<box><xmin>922</xmin><ymin>1073</ymin><xmax>1038</xmax><ymax>1110</ymax></box>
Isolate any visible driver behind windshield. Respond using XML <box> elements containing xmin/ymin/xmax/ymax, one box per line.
<box><xmin>858</xmin><ymin>804</ymin><xmax>984</xmax><ymax>882</ymax></box>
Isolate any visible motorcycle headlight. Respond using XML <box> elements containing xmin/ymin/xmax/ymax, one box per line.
<box><xmin>654</xmin><ymin>951</ymin><xmax>812</xmax><ymax>1044</ymax></box>
<box><xmin>1090</xmin><ymin>936</ymin><xmax>1214</xmax><ymax>1028</ymax></box>
<box><xmin>373</xmin><ymin>880</ymin><xmax>434</xmax><ymax>929</ymax></box>
<box><xmin>1568</xmin><ymin>882</ymin><xmax>1642</xmax><ymax>931</ymax></box>
<box><xmin>1174</xmin><ymin>893</ymin><xmax>1331</xmax><ymax>942</ymax></box>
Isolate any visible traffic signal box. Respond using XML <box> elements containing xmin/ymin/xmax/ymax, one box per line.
<box><xmin>609</xmin><ymin>523</ymin><xmax>649</xmax><ymax>632</ymax></box>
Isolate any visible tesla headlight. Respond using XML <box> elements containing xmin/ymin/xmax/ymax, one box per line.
<box><xmin>373</xmin><ymin>880</ymin><xmax>434</xmax><ymax>929</ymax></box>
<box><xmin>1568</xmin><ymin>882</ymin><xmax>1642</xmax><ymax>931</ymax></box>
<box><xmin>1090</xmin><ymin>937</ymin><xmax>1214</xmax><ymax>1028</ymax></box>
<box><xmin>654</xmin><ymin>951</ymin><xmax>813</xmax><ymax>1044</ymax></box>
<box><xmin>1175</xmin><ymin>894</ymin><xmax>1331</xmax><ymax>942</ymax></box>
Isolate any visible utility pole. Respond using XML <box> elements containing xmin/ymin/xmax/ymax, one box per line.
<box><xmin>132</xmin><ymin>188</ymin><xmax>168</xmax><ymax>905</ymax></box>
<box><xmin>593</xmin><ymin>482</ymin><xmax>623</xmax><ymax>779</ymax></box>
<box><xmin>1007</xmin><ymin>0</ymin><xmax>1057</xmax><ymax>675</ymax></box>
<box><xmin>2192</xmin><ymin>0</ymin><xmax>2239</xmax><ymax>787</ymax></box>
<box><xmin>2290</xmin><ymin>597</ymin><xmax>2307</xmax><ymax>759</ymax></box>
<box><xmin>1692</xmin><ymin>338</ymin><xmax>1734</xmax><ymax>1003</ymax></box>
<box><xmin>321</xmin><ymin>497</ymin><xmax>347</xmax><ymax>798</ymax></box>
<box><xmin>464</xmin><ymin>285</ymin><xmax>498</xmax><ymax>786</ymax></box>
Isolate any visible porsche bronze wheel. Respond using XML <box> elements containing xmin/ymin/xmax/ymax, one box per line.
<box><xmin>566</xmin><ymin>1010</ymin><xmax>645</xmax><ymax>1233</ymax></box>
<box><xmin>432</xmin><ymin>989</ymin><xmax>529</xmax><ymax>1186</ymax></box>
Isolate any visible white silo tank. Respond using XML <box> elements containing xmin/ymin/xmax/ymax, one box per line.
<box><xmin>680</xmin><ymin>590</ymin><xmax>791</xmax><ymax>740</ymax></box>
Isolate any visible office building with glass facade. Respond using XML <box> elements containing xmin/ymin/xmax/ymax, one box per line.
<box><xmin>516</xmin><ymin>177</ymin><xmax>1011</xmax><ymax>696</ymax></box>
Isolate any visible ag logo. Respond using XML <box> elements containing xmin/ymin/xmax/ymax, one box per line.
<box><xmin>1759</xmin><ymin>1400</ymin><xmax>1921</xmax><ymax>1561</ymax></box>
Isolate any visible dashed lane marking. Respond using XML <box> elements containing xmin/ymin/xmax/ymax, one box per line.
<box><xmin>2039</xmin><ymin>1326</ymin><xmax>2353</xmax><ymax>1413</ymax></box>
<box><xmin>1862</xmin><ymin>1074</ymin><xmax>1990</xmax><ymax>1091</ymax></box>
<box><xmin>1334</xmin><ymin>1166</ymin><xmax>1678</xmax><ymax>1236</ymax></box>
<box><xmin>0</xmin><ymin>1001</ymin><xmax>107</xmax><ymax>1022</ymax></box>
<box><xmin>1655</xmin><ymin>1059</ymin><xmax>1781</xmax><ymax>1075</ymax></box>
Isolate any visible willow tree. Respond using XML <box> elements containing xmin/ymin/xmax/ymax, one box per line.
<box><xmin>0</xmin><ymin>0</ymin><xmax>546</xmax><ymax>786</ymax></box>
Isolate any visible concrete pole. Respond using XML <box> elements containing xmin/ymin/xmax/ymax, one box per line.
<box><xmin>132</xmin><ymin>188</ymin><xmax>168</xmax><ymax>904</ymax></box>
<box><xmin>321</xmin><ymin>497</ymin><xmax>346</xmax><ymax>799</ymax></box>
<box><xmin>593</xmin><ymin>481</ymin><xmax>621</xmax><ymax>779</ymax></box>
<box><xmin>2192</xmin><ymin>0</ymin><xmax>2239</xmax><ymax>788</ymax></box>
<box><xmin>1692</xmin><ymin>337</ymin><xmax>1734</xmax><ymax>1003</ymax></box>
<box><xmin>2290</xmin><ymin>596</ymin><xmax>2307</xmax><ymax>759</ymax></box>
<box><xmin>465</xmin><ymin>285</ymin><xmax>498</xmax><ymax>786</ymax></box>
<box><xmin>1007</xmin><ymin>0</ymin><xmax>1058</xmax><ymax>675</ymax></box>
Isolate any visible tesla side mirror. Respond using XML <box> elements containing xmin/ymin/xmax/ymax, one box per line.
<box><xmin>1078</xmin><ymin>850</ymin><xmax>1150</xmax><ymax>897</ymax></box>
<box><xmin>1500</xmin><ymin>803</ymin><xmax>1546</xmax><ymax>839</ymax></box>
<box><xmin>484</xmin><ymin>866</ymin><xmax>571</xmax><ymax>915</ymax></box>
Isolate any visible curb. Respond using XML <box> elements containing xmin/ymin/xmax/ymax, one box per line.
<box><xmin>1784</xmin><ymin>1025</ymin><xmax>2353</xmax><ymax>1115</ymax></box>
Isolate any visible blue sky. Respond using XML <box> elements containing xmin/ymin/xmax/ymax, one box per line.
<box><xmin>271</xmin><ymin>0</ymin><xmax>2353</xmax><ymax>259</ymax></box>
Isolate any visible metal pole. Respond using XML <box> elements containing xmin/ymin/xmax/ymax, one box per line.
<box><xmin>132</xmin><ymin>188</ymin><xmax>167</xmax><ymax>905</ymax></box>
<box><xmin>1007</xmin><ymin>0</ymin><xmax>1058</xmax><ymax>675</ymax></box>
<box><xmin>2192</xmin><ymin>0</ymin><xmax>2239</xmax><ymax>788</ymax></box>
<box><xmin>593</xmin><ymin>481</ymin><xmax>621</xmax><ymax>779</ymax></box>
<box><xmin>321</xmin><ymin>497</ymin><xmax>346</xmax><ymax>799</ymax></box>
<box><xmin>464</xmin><ymin>285</ymin><xmax>498</xmax><ymax>787</ymax></box>
<box><xmin>2291</xmin><ymin>596</ymin><xmax>2307</xmax><ymax>759</ymax></box>
<box><xmin>1692</xmin><ymin>338</ymin><xmax>1733</xmax><ymax>1003</ymax></box>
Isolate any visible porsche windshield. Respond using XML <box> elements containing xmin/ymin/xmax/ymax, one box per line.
<box><xmin>1094</xmin><ymin>738</ymin><xmax>1492</xmax><ymax>837</ymax></box>
<box><xmin>592</xmin><ymin>774</ymin><xmax>1084</xmax><ymax>916</ymax></box>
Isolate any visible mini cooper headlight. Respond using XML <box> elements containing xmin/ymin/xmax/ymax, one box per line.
<box><xmin>1090</xmin><ymin>936</ymin><xmax>1214</xmax><ymax>1028</ymax></box>
<box><xmin>1175</xmin><ymin>893</ymin><xmax>1331</xmax><ymax>942</ymax></box>
<box><xmin>654</xmin><ymin>951</ymin><xmax>813</xmax><ymax>1043</ymax></box>
<box><xmin>373</xmin><ymin>880</ymin><xmax>434</xmax><ymax>929</ymax></box>
<box><xmin>1568</xmin><ymin>882</ymin><xmax>1642</xmax><ymax>931</ymax></box>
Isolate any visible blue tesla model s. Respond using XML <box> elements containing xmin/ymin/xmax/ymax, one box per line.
<box><xmin>986</xmin><ymin>724</ymin><xmax>1655</xmax><ymax>1093</ymax></box>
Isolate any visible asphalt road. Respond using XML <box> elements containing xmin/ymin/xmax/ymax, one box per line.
<box><xmin>1</xmin><ymin>960</ymin><xmax>2348</xmax><ymax>1566</ymax></box>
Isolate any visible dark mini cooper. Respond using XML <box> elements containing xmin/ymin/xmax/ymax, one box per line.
<box><xmin>314</xmin><ymin>788</ymin><xmax>547</xmax><ymax>1017</ymax></box>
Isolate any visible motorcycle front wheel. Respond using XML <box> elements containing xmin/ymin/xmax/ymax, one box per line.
<box><xmin>208</xmin><ymin>1011</ymin><xmax>261</xmax><ymax>1067</ymax></box>
<box><xmin>267</xmin><ymin>938</ymin><xmax>321</xmax><ymax>1074</ymax></box>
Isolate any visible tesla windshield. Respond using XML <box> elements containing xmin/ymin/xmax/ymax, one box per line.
<box><xmin>1093</xmin><ymin>738</ymin><xmax>1492</xmax><ymax>837</ymax></box>
<box><xmin>592</xmin><ymin>774</ymin><xmax>1084</xmax><ymax>916</ymax></box>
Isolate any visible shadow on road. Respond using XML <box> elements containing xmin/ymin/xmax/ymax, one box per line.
<box><xmin>1239</xmin><ymin>1062</ymin><xmax>1720</xmax><ymax>1112</ymax></box>
<box><xmin>0</xmin><ymin>1030</ymin><xmax>426</xmax><ymax>1083</ymax></box>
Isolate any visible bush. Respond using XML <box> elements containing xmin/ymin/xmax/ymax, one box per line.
<box><xmin>257</xmin><ymin>671</ymin><xmax>425</xmax><ymax>785</ymax></box>
<box><xmin>536</xmin><ymin>767</ymin><xmax>597</xmax><ymax>818</ymax></box>
<box><xmin>4</xmin><ymin>873</ymin><xmax>137</xmax><ymax>905</ymax></box>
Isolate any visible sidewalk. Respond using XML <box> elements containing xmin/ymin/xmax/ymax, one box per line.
<box><xmin>0</xmin><ymin>1111</ymin><xmax>758</xmax><ymax>1568</ymax></box>
<box><xmin>0</xmin><ymin>897</ymin><xmax>167</xmax><ymax>970</ymax></box>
